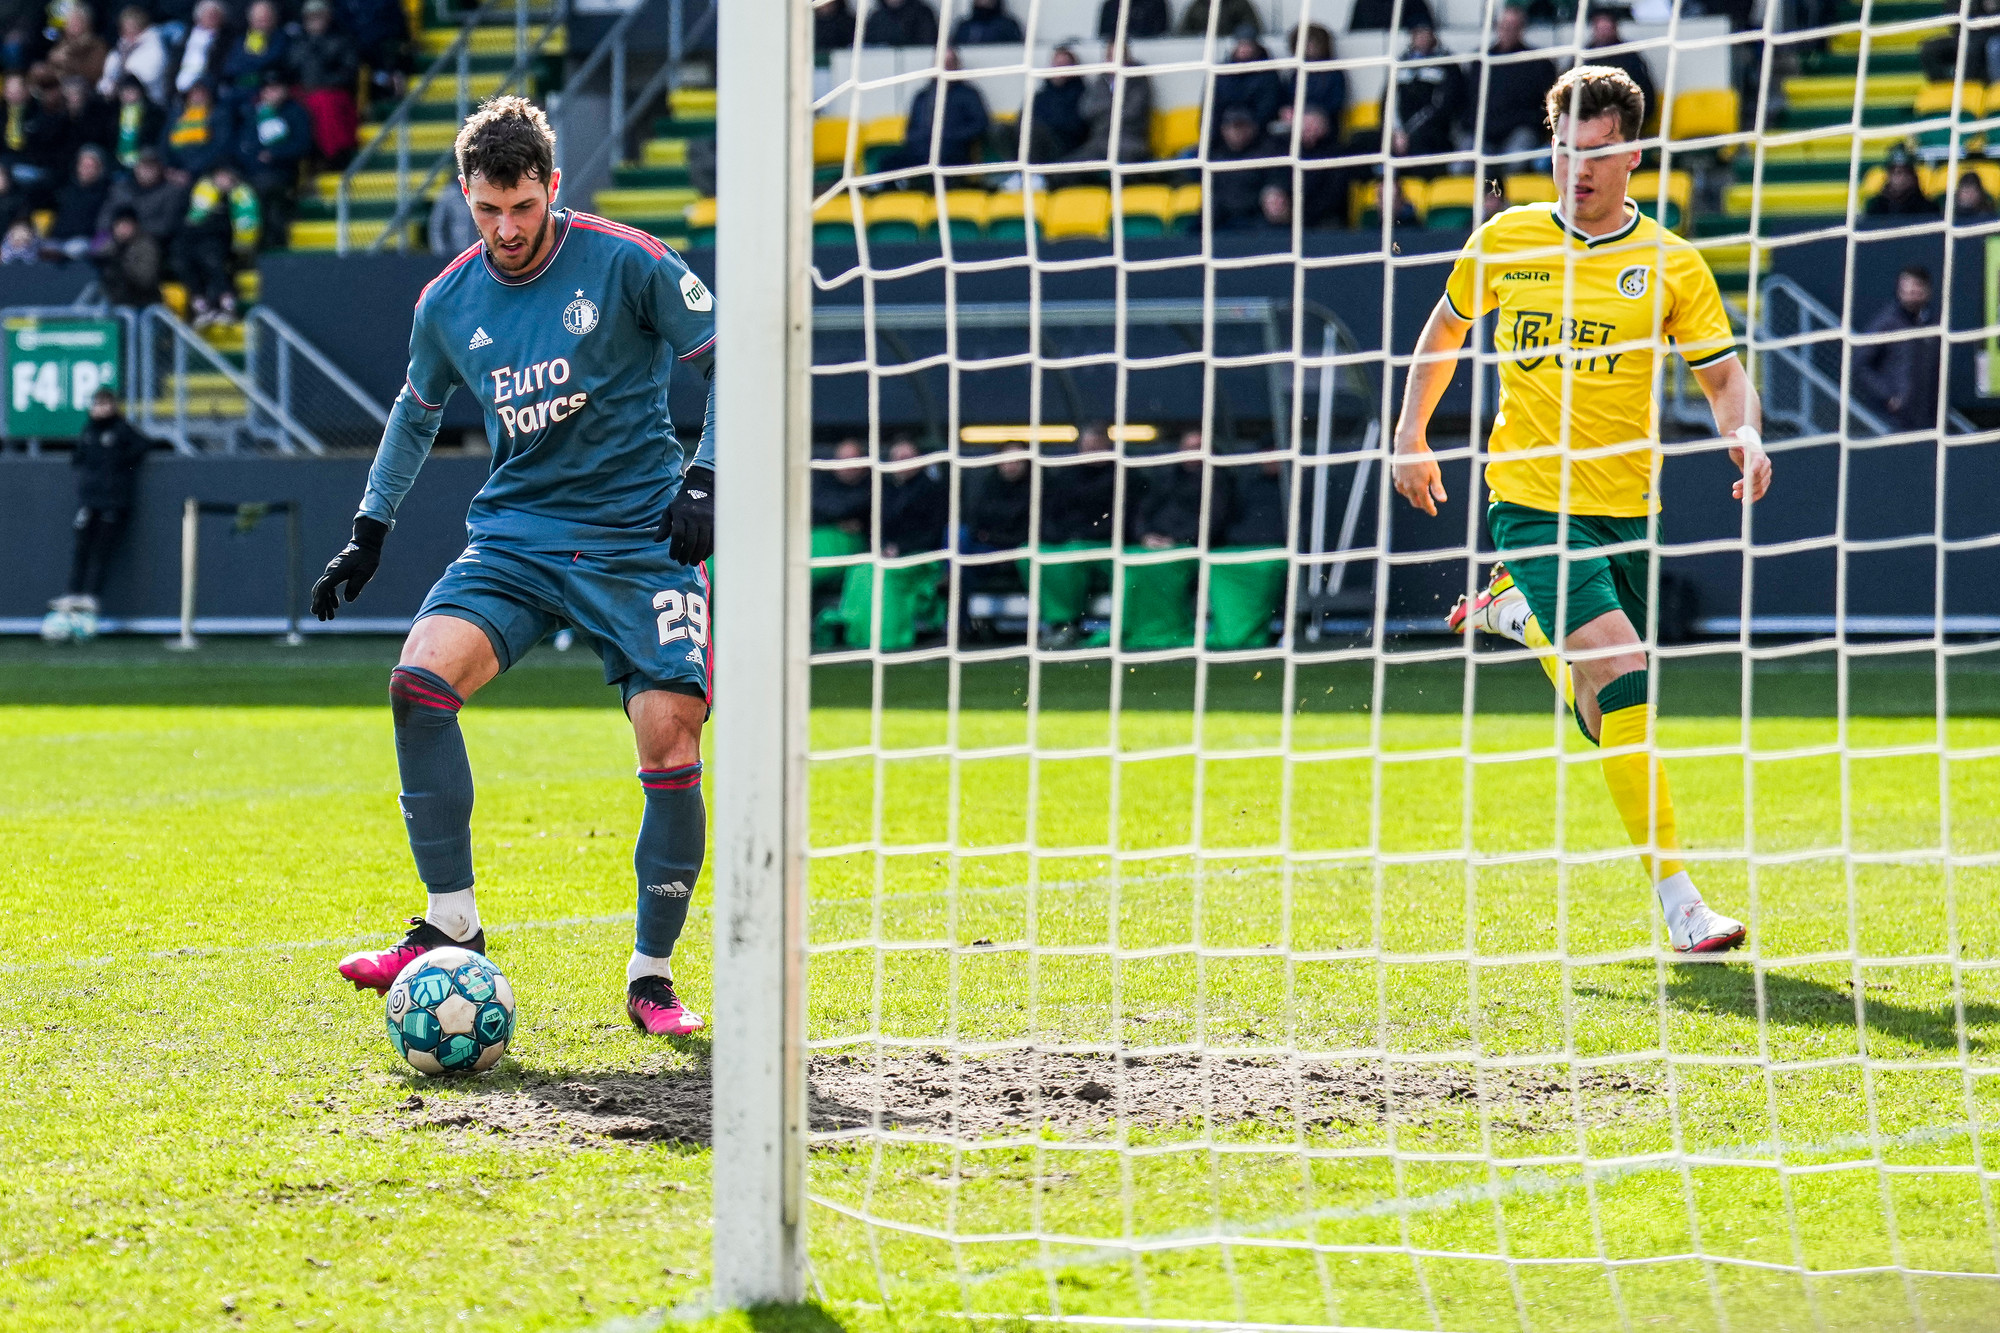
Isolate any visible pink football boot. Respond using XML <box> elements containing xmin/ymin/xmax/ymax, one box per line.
<box><xmin>626</xmin><ymin>975</ymin><xmax>705</xmax><ymax>1036</ymax></box>
<box><xmin>338</xmin><ymin>917</ymin><xmax>487</xmax><ymax>995</ymax></box>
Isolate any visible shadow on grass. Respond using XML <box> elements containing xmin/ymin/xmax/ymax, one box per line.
<box><xmin>745</xmin><ymin>1305</ymin><xmax>853</xmax><ymax>1333</ymax></box>
<box><xmin>1666</xmin><ymin>964</ymin><xmax>2000</xmax><ymax>1053</ymax></box>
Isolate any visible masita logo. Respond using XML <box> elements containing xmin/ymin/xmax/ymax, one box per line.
<box><xmin>1616</xmin><ymin>265</ymin><xmax>1651</xmax><ymax>299</ymax></box>
<box><xmin>563</xmin><ymin>291</ymin><xmax>599</xmax><ymax>335</ymax></box>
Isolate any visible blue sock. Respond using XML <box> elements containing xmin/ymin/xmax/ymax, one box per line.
<box><xmin>389</xmin><ymin>665</ymin><xmax>475</xmax><ymax>896</ymax></box>
<box><xmin>634</xmin><ymin>763</ymin><xmax>704</xmax><ymax>961</ymax></box>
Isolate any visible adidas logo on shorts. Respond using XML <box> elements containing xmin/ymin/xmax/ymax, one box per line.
<box><xmin>468</xmin><ymin>326</ymin><xmax>492</xmax><ymax>350</ymax></box>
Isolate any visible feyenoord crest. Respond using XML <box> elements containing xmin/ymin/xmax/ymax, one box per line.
<box><xmin>1615</xmin><ymin>265</ymin><xmax>1651</xmax><ymax>299</ymax></box>
<box><xmin>563</xmin><ymin>291</ymin><xmax>599</xmax><ymax>334</ymax></box>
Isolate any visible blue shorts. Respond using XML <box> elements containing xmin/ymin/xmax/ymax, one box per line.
<box><xmin>418</xmin><ymin>540</ymin><xmax>711</xmax><ymax>706</ymax></box>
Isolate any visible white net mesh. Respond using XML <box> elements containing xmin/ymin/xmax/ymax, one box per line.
<box><xmin>790</xmin><ymin>0</ymin><xmax>2000</xmax><ymax>1325</ymax></box>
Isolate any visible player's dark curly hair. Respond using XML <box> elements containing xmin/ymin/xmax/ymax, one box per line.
<box><xmin>455</xmin><ymin>94</ymin><xmax>557</xmax><ymax>188</ymax></box>
<box><xmin>1544</xmin><ymin>65</ymin><xmax>1645</xmax><ymax>143</ymax></box>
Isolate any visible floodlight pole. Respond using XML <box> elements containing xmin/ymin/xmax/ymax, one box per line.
<box><xmin>710</xmin><ymin>0</ymin><xmax>810</xmax><ymax>1308</ymax></box>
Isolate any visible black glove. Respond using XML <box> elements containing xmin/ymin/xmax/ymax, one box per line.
<box><xmin>310</xmin><ymin>515</ymin><xmax>388</xmax><ymax>621</ymax></box>
<box><xmin>658</xmin><ymin>464</ymin><xmax>714</xmax><ymax>566</ymax></box>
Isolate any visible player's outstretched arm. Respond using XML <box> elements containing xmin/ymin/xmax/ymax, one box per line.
<box><xmin>1392</xmin><ymin>296</ymin><xmax>1473</xmax><ymax>517</ymax></box>
<box><xmin>310</xmin><ymin>383</ymin><xmax>447</xmax><ymax>620</ymax></box>
<box><xmin>1690</xmin><ymin>356</ymin><xmax>1770</xmax><ymax>503</ymax></box>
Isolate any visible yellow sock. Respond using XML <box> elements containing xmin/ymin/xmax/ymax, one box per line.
<box><xmin>1598</xmin><ymin>696</ymin><xmax>1685</xmax><ymax>882</ymax></box>
<box><xmin>1521</xmin><ymin>613</ymin><xmax>1575</xmax><ymax>714</ymax></box>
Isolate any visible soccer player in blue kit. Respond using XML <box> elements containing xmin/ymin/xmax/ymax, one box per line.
<box><xmin>312</xmin><ymin>97</ymin><xmax>716</xmax><ymax>1037</ymax></box>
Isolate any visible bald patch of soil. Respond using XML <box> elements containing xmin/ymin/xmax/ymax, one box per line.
<box><xmin>392</xmin><ymin>1050</ymin><xmax>1658</xmax><ymax>1149</ymax></box>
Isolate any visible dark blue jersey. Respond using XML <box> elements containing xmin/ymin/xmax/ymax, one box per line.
<box><xmin>358</xmin><ymin>209</ymin><xmax>716</xmax><ymax>550</ymax></box>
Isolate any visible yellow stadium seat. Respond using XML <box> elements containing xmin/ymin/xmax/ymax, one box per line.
<box><xmin>1168</xmin><ymin>182</ymin><xmax>1204</xmax><ymax>231</ymax></box>
<box><xmin>984</xmin><ymin>191</ymin><xmax>1044</xmax><ymax>239</ymax></box>
<box><xmin>813</xmin><ymin>192</ymin><xmax>861</xmax><ymax>243</ymax></box>
<box><xmin>1152</xmin><ymin>105</ymin><xmax>1202</xmax><ymax>159</ymax></box>
<box><xmin>940</xmin><ymin>189</ymin><xmax>989</xmax><ymax>240</ymax></box>
<box><xmin>1723</xmin><ymin>180</ymin><xmax>1851</xmax><ymax>215</ymax></box>
<box><xmin>1504</xmin><ymin>174</ymin><xmax>1558</xmax><ymax>206</ymax></box>
<box><xmin>860</xmin><ymin>115</ymin><xmax>905</xmax><ymax>149</ymax></box>
<box><xmin>864</xmin><ymin>191</ymin><xmax>935</xmax><ymax>242</ymax></box>
<box><xmin>1628</xmin><ymin>168</ymin><xmax>1693</xmax><ymax>228</ymax></box>
<box><xmin>684</xmin><ymin>197</ymin><xmax>718</xmax><ymax>228</ymax></box>
<box><xmin>813</xmin><ymin>118</ymin><xmax>855</xmax><ymax>167</ymax></box>
<box><xmin>1914</xmin><ymin>82</ymin><xmax>1986</xmax><ymax>117</ymax></box>
<box><xmin>1668</xmin><ymin>89</ymin><xmax>1739</xmax><ymax>142</ymax></box>
<box><xmin>1044</xmin><ymin>186</ymin><xmax>1113</xmax><ymax>242</ymax></box>
<box><xmin>1424</xmin><ymin>175</ymin><xmax>1479</xmax><ymax>210</ymax></box>
<box><xmin>1344</xmin><ymin>99</ymin><xmax>1382</xmax><ymax>139</ymax></box>
<box><xmin>1118</xmin><ymin>182</ymin><xmax>1176</xmax><ymax>236</ymax></box>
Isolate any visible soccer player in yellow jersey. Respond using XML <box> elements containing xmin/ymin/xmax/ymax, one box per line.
<box><xmin>1392</xmin><ymin>64</ymin><xmax>1772</xmax><ymax>954</ymax></box>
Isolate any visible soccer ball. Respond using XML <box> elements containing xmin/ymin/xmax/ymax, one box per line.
<box><xmin>384</xmin><ymin>946</ymin><xmax>515</xmax><ymax>1075</ymax></box>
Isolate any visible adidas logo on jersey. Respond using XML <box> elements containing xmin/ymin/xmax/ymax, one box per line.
<box><xmin>468</xmin><ymin>326</ymin><xmax>492</xmax><ymax>350</ymax></box>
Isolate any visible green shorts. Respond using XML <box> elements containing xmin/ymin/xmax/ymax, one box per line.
<box><xmin>1486</xmin><ymin>500</ymin><xmax>1655</xmax><ymax>643</ymax></box>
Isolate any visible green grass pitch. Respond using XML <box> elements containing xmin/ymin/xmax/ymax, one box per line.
<box><xmin>4</xmin><ymin>637</ymin><xmax>2000</xmax><ymax>1332</ymax></box>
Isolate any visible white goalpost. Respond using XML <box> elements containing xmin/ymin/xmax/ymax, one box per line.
<box><xmin>713</xmin><ymin>0</ymin><xmax>2000</xmax><ymax>1323</ymax></box>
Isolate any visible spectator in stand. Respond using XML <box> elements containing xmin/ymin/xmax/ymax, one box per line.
<box><xmin>3</xmin><ymin>70</ymin><xmax>60</xmax><ymax>202</ymax></box>
<box><xmin>339</xmin><ymin>0</ymin><xmax>412</xmax><ymax>102</ymax></box>
<box><xmin>1260</xmin><ymin>107</ymin><xmax>1348</xmax><ymax>229</ymax></box>
<box><xmin>1954</xmin><ymin>169</ymin><xmax>1997</xmax><ymax>221</ymax></box>
<box><xmin>60</xmin><ymin>73</ymin><xmax>114</xmax><ymax>155</ymax></box>
<box><xmin>879</xmin><ymin>48</ymin><xmax>989</xmax><ymax>172</ymax></box>
<box><xmin>1211</xmin><ymin>28</ymin><xmax>1283</xmax><ymax>145</ymax></box>
<box><xmin>1390</xmin><ymin>24</ymin><xmax>1467</xmax><ymax>170</ymax></box>
<box><xmin>1026</xmin><ymin>43</ymin><xmax>1088</xmax><ymax>162</ymax></box>
<box><xmin>1177</xmin><ymin>0</ymin><xmax>1258</xmax><ymax>38</ymax></box>
<box><xmin>863</xmin><ymin>0</ymin><xmax>939</xmax><ymax>48</ymax></box>
<box><xmin>174</xmin><ymin>1</ymin><xmax>228</xmax><ymax>98</ymax></box>
<box><xmin>1207</xmin><ymin>453</ymin><xmax>1289</xmax><ymax>648</ymax></box>
<box><xmin>0</xmin><ymin>162</ymin><xmax>22</xmax><ymax>233</ymax></box>
<box><xmin>1868</xmin><ymin>149</ymin><xmax>1939</xmax><ymax>216</ymax></box>
<box><xmin>237</xmin><ymin>72</ymin><xmax>310</xmax><ymax>244</ymax></box>
<box><xmin>962</xmin><ymin>452</ymin><xmax>1029</xmax><ymax>553</ymax></box>
<box><xmin>109</xmin><ymin>74</ymin><xmax>160</xmax><ymax>169</ymax></box>
<box><xmin>1210</xmin><ymin>106</ymin><xmax>1277</xmax><ymax>230</ymax></box>
<box><xmin>1121</xmin><ymin>429</ymin><xmax>1206</xmax><ymax>649</ymax></box>
<box><xmin>814</xmin><ymin>0</ymin><xmax>856</xmax><ymax>53</ymax></box>
<box><xmin>1857</xmin><ymin>264</ymin><xmax>1942</xmax><ymax>432</ymax></box>
<box><xmin>98</xmin><ymin>145</ymin><xmax>182</xmax><ymax>241</ymax></box>
<box><xmin>1</xmin><ymin>214</ymin><xmax>40</xmax><ymax>259</ymax></box>
<box><xmin>1282</xmin><ymin>23</ymin><xmax>1346</xmax><ymax>124</ymax></box>
<box><xmin>1478</xmin><ymin>6</ymin><xmax>1558</xmax><ymax>160</ymax></box>
<box><xmin>1064</xmin><ymin>39</ymin><xmax>1151</xmax><ymax>166</ymax></box>
<box><xmin>14</xmin><ymin>69</ymin><xmax>71</xmax><ymax>202</ymax></box>
<box><xmin>428</xmin><ymin>180</ymin><xmax>478</xmax><ymax>253</ymax></box>
<box><xmin>162</xmin><ymin>80</ymin><xmax>232</xmax><ymax>184</ymax></box>
<box><xmin>951</xmin><ymin>0</ymin><xmax>1021</xmax><ymax>45</ymax></box>
<box><xmin>290</xmin><ymin>0</ymin><xmax>359</xmax><ymax>166</ymax></box>
<box><xmin>46</xmin><ymin>2</ymin><xmax>107</xmax><ymax>86</ymax></box>
<box><xmin>174</xmin><ymin>160</ymin><xmax>257</xmax><ymax>325</ymax></box>
<box><xmin>50</xmin><ymin>142</ymin><xmax>108</xmax><ymax>243</ymax></box>
<box><xmin>811</xmin><ymin>438</ymin><xmax>871</xmax><ymax>596</ymax></box>
<box><xmin>1097</xmin><ymin>0</ymin><xmax>1167</xmax><ymax>39</ymax></box>
<box><xmin>1349</xmin><ymin>0</ymin><xmax>1435</xmax><ymax>30</ymax></box>
<box><xmin>221</xmin><ymin>1</ymin><xmax>288</xmax><ymax>102</ymax></box>
<box><xmin>1575</xmin><ymin>10</ymin><xmax>1654</xmax><ymax>127</ymax></box>
<box><xmin>1036</xmin><ymin>423</ymin><xmax>1116</xmax><ymax>649</ymax></box>
<box><xmin>832</xmin><ymin>438</ymin><xmax>948</xmax><ymax>651</ymax></box>
<box><xmin>97</xmin><ymin>6</ymin><xmax>164</xmax><ymax>104</ymax></box>
<box><xmin>94</xmin><ymin>204</ymin><xmax>158</xmax><ymax>303</ymax></box>
<box><xmin>41</xmin><ymin>387</ymin><xmax>154</xmax><ymax>643</ymax></box>
<box><xmin>2</xmin><ymin>19</ymin><xmax>52</xmax><ymax>75</ymax></box>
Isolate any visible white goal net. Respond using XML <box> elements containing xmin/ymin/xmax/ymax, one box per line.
<box><xmin>714</xmin><ymin>0</ymin><xmax>2000</xmax><ymax>1325</ymax></box>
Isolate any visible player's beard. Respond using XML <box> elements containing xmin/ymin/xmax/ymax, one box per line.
<box><xmin>489</xmin><ymin>210</ymin><xmax>554</xmax><ymax>275</ymax></box>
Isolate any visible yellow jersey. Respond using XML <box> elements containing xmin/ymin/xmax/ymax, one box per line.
<box><xmin>1443</xmin><ymin>201</ymin><xmax>1736</xmax><ymax>517</ymax></box>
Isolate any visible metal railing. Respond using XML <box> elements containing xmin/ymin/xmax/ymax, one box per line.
<box><xmin>1754</xmin><ymin>274</ymin><xmax>1976</xmax><ymax>439</ymax></box>
<box><xmin>334</xmin><ymin>0</ymin><xmax>568</xmax><ymax>254</ymax></box>
<box><xmin>243</xmin><ymin>307</ymin><xmax>391</xmax><ymax>453</ymax></box>
<box><xmin>135</xmin><ymin>306</ymin><xmax>331</xmax><ymax>455</ymax></box>
<box><xmin>564</xmin><ymin>0</ymin><xmax>711</xmax><ymax>204</ymax></box>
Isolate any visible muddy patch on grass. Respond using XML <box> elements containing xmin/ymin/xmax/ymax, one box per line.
<box><xmin>391</xmin><ymin>1050</ymin><xmax>1658</xmax><ymax>1148</ymax></box>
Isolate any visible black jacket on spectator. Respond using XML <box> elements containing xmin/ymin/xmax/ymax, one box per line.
<box><xmin>951</xmin><ymin>0</ymin><xmax>1021</xmax><ymax>44</ymax></box>
<box><xmin>99</xmin><ymin>172</ymin><xmax>183</xmax><ymax>239</ymax></box>
<box><xmin>288</xmin><ymin>27</ymin><xmax>358</xmax><ymax>91</ymax></box>
<box><xmin>1134</xmin><ymin>463</ymin><xmax>1206</xmax><ymax>545</ymax></box>
<box><xmin>96</xmin><ymin>228</ymin><xmax>161</xmax><ymax>306</ymax></box>
<box><xmin>1216</xmin><ymin>464</ymin><xmax>1287</xmax><ymax>547</ymax></box>
<box><xmin>73</xmin><ymin>412</ymin><xmax>153</xmax><ymax>508</ymax></box>
<box><xmin>1478</xmin><ymin>43</ymin><xmax>1558</xmax><ymax>150</ymax></box>
<box><xmin>1580</xmin><ymin>47</ymin><xmax>1653</xmax><ymax>124</ymax></box>
<box><xmin>1284</xmin><ymin>67</ymin><xmax>1346</xmax><ymax>119</ymax></box>
<box><xmin>1027</xmin><ymin>74</ymin><xmax>1087</xmax><ymax>161</ymax></box>
<box><xmin>966</xmin><ymin>465</ymin><xmax>1030</xmax><ymax>550</ymax></box>
<box><xmin>65</xmin><ymin>91</ymin><xmax>116</xmax><ymax>157</ymax></box>
<box><xmin>1392</xmin><ymin>46</ymin><xmax>1467</xmax><ymax>158</ymax></box>
<box><xmin>1349</xmin><ymin>0</ymin><xmax>1434</xmax><ymax>28</ymax></box>
<box><xmin>1097</xmin><ymin>0</ymin><xmax>1168</xmax><ymax>38</ymax></box>
<box><xmin>881</xmin><ymin>462</ymin><xmax>947</xmax><ymax>555</ymax></box>
<box><xmin>162</xmin><ymin>98</ymin><xmax>233</xmax><ymax>178</ymax></box>
<box><xmin>862</xmin><ymin>0</ymin><xmax>938</xmax><ymax>47</ymax></box>
<box><xmin>13</xmin><ymin>99</ymin><xmax>71</xmax><ymax>179</ymax></box>
<box><xmin>815</xmin><ymin>0</ymin><xmax>856</xmax><ymax>52</ymax></box>
<box><xmin>50</xmin><ymin>170</ymin><xmax>108</xmax><ymax>239</ymax></box>
<box><xmin>237</xmin><ymin>96</ymin><xmax>311</xmax><ymax>182</ymax></box>
<box><xmin>1212</xmin><ymin>57</ymin><xmax>1284</xmax><ymax>140</ymax></box>
<box><xmin>221</xmin><ymin>29</ymin><xmax>291</xmax><ymax>96</ymax></box>
<box><xmin>1210</xmin><ymin>129</ymin><xmax>1280</xmax><ymax>229</ymax></box>
<box><xmin>812</xmin><ymin>468</ymin><xmax>871</xmax><ymax>530</ymax></box>
<box><xmin>336</xmin><ymin>0</ymin><xmax>410</xmax><ymax>74</ymax></box>
<box><xmin>1176</xmin><ymin>0</ymin><xmax>1258</xmax><ymax>37</ymax></box>
<box><xmin>1867</xmin><ymin>184</ymin><xmax>1940</xmax><ymax>216</ymax></box>
<box><xmin>897</xmin><ymin>78</ymin><xmax>989</xmax><ymax>166</ymax></box>
<box><xmin>1040</xmin><ymin>455</ymin><xmax>1116</xmax><ymax>544</ymax></box>
<box><xmin>1856</xmin><ymin>299</ymin><xmax>1942</xmax><ymax>432</ymax></box>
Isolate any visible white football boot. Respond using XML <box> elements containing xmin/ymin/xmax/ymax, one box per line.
<box><xmin>40</xmin><ymin>596</ymin><xmax>77</xmax><ymax>642</ymax></box>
